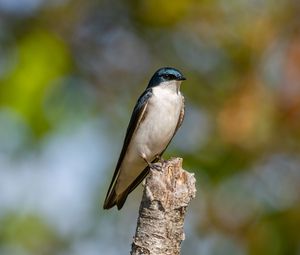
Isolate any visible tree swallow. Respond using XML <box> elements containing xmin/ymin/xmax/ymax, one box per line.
<box><xmin>103</xmin><ymin>67</ymin><xmax>186</xmax><ymax>210</ymax></box>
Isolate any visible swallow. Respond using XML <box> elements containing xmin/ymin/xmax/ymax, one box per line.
<box><xmin>103</xmin><ymin>67</ymin><xmax>186</xmax><ymax>210</ymax></box>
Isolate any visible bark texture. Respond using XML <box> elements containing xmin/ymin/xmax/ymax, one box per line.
<box><xmin>131</xmin><ymin>158</ymin><xmax>196</xmax><ymax>255</ymax></box>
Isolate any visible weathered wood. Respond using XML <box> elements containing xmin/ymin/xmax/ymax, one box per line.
<box><xmin>131</xmin><ymin>158</ymin><xmax>196</xmax><ymax>255</ymax></box>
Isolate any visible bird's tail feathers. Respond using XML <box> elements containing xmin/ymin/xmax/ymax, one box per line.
<box><xmin>103</xmin><ymin>189</ymin><xmax>117</xmax><ymax>209</ymax></box>
<box><xmin>103</xmin><ymin>166</ymin><xmax>150</xmax><ymax>210</ymax></box>
<box><xmin>103</xmin><ymin>189</ymin><xmax>129</xmax><ymax>210</ymax></box>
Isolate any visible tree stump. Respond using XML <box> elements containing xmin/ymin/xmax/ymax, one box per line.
<box><xmin>131</xmin><ymin>158</ymin><xmax>196</xmax><ymax>255</ymax></box>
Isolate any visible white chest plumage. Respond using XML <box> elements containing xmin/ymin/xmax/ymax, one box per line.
<box><xmin>116</xmin><ymin>81</ymin><xmax>184</xmax><ymax>193</ymax></box>
<box><xmin>135</xmin><ymin>83</ymin><xmax>183</xmax><ymax>159</ymax></box>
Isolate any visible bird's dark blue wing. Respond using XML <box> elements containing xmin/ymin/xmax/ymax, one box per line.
<box><xmin>103</xmin><ymin>88</ymin><xmax>153</xmax><ymax>209</ymax></box>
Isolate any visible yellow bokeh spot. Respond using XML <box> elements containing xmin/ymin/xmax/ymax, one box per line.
<box><xmin>134</xmin><ymin>0</ymin><xmax>191</xmax><ymax>26</ymax></box>
<box><xmin>0</xmin><ymin>29</ymin><xmax>71</xmax><ymax>134</ymax></box>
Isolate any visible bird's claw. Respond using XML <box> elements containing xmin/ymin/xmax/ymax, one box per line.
<box><xmin>155</xmin><ymin>154</ymin><xmax>164</xmax><ymax>161</ymax></box>
<box><xmin>150</xmin><ymin>162</ymin><xmax>163</xmax><ymax>171</ymax></box>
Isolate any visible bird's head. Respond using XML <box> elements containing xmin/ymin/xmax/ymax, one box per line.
<box><xmin>147</xmin><ymin>67</ymin><xmax>186</xmax><ymax>88</ymax></box>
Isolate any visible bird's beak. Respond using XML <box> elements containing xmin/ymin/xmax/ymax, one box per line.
<box><xmin>178</xmin><ymin>76</ymin><xmax>186</xmax><ymax>81</ymax></box>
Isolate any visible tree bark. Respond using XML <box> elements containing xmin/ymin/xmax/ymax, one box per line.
<box><xmin>131</xmin><ymin>157</ymin><xmax>196</xmax><ymax>255</ymax></box>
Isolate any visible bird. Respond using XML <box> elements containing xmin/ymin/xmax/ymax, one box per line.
<box><xmin>103</xmin><ymin>67</ymin><xmax>186</xmax><ymax>210</ymax></box>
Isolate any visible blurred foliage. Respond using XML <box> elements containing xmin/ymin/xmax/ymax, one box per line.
<box><xmin>130</xmin><ymin>0</ymin><xmax>191</xmax><ymax>26</ymax></box>
<box><xmin>0</xmin><ymin>0</ymin><xmax>300</xmax><ymax>254</ymax></box>
<box><xmin>0</xmin><ymin>29</ymin><xmax>71</xmax><ymax>135</ymax></box>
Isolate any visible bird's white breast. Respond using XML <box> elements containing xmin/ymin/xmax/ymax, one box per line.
<box><xmin>134</xmin><ymin>81</ymin><xmax>183</xmax><ymax>160</ymax></box>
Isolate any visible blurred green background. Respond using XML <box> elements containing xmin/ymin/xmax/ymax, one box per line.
<box><xmin>1</xmin><ymin>0</ymin><xmax>300</xmax><ymax>254</ymax></box>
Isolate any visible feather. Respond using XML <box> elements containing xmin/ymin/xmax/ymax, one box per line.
<box><xmin>103</xmin><ymin>89</ymin><xmax>153</xmax><ymax>209</ymax></box>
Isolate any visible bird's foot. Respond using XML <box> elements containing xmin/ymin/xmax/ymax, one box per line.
<box><xmin>155</xmin><ymin>154</ymin><xmax>168</xmax><ymax>165</ymax></box>
<box><xmin>149</xmin><ymin>162</ymin><xmax>163</xmax><ymax>171</ymax></box>
<box><xmin>155</xmin><ymin>154</ymin><xmax>163</xmax><ymax>161</ymax></box>
<box><xmin>141</xmin><ymin>154</ymin><xmax>163</xmax><ymax>171</ymax></box>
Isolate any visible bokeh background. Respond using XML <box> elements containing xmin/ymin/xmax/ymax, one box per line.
<box><xmin>1</xmin><ymin>0</ymin><xmax>300</xmax><ymax>254</ymax></box>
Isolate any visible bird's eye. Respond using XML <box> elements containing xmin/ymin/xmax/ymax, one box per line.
<box><xmin>163</xmin><ymin>74</ymin><xmax>174</xmax><ymax>80</ymax></box>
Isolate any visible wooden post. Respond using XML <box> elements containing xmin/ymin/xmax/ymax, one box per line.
<box><xmin>131</xmin><ymin>158</ymin><xmax>196</xmax><ymax>255</ymax></box>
